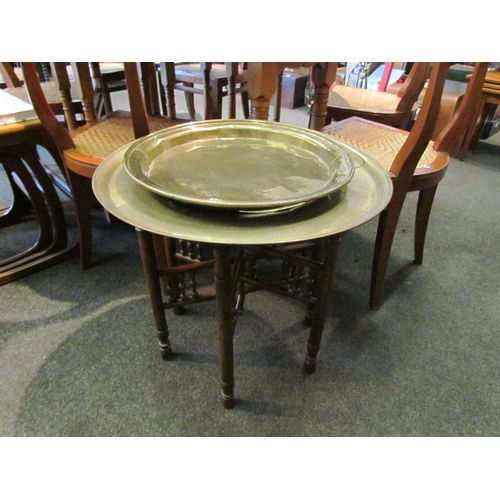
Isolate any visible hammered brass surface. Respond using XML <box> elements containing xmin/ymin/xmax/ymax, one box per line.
<box><xmin>124</xmin><ymin>120</ymin><xmax>356</xmax><ymax>210</ymax></box>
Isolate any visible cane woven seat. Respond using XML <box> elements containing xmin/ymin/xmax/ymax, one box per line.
<box><xmin>71</xmin><ymin>111</ymin><xmax>184</xmax><ymax>159</ymax></box>
<box><xmin>328</xmin><ymin>85</ymin><xmax>410</xmax><ymax>114</ymax></box>
<box><xmin>324</xmin><ymin>117</ymin><xmax>439</xmax><ymax>173</ymax></box>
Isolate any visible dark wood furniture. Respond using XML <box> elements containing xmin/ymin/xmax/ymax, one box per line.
<box><xmin>162</xmin><ymin>63</ymin><xmax>250</xmax><ymax>120</ymax></box>
<box><xmin>88</xmin><ymin>62</ymin><xmax>127</xmax><ymax>116</ymax></box>
<box><xmin>323</xmin><ymin>62</ymin><xmax>489</xmax><ymax>309</ymax></box>
<box><xmin>270</xmin><ymin>70</ymin><xmax>309</xmax><ymax>109</ymax></box>
<box><xmin>246</xmin><ymin>63</ymin><xmax>338</xmax><ymax>130</ymax></box>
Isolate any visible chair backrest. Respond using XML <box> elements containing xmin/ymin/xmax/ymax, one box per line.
<box><xmin>390</xmin><ymin>63</ymin><xmax>450</xmax><ymax>186</ymax></box>
<box><xmin>22</xmin><ymin>62</ymin><xmax>76</xmax><ymax>152</ymax></box>
<box><xmin>21</xmin><ymin>62</ymin><xmax>157</xmax><ymax>154</ymax></box>
<box><xmin>395</xmin><ymin>62</ymin><xmax>431</xmax><ymax>113</ymax></box>
<box><xmin>432</xmin><ymin>62</ymin><xmax>489</xmax><ymax>157</ymax></box>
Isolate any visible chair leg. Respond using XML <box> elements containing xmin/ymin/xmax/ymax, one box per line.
<box><xmin>241</xmin><ymin>90</ymin><xmax>250</xmax><ymax>119</ymax></box>
<box><xmin>370</xmin><ymin>197</ymin><xmax>406</xmax><ymax>310</ymax></box>
<box><xmin>211</xmin><ymin>80</ymin><xmax>224</xmax><ymax>120</ymax></box>
<box><xmin>183</xmin><ymin>84</ymin><xmax>196</xmax><ymax>120</ymax></box>
<box><xmin>66</xmin><ymin>170</ymin><xmax>94</xmax><ymax>270</ymax></box>
<box><xmin>414</xmin><ymin>185</ymin><xmax>438</xmax><ymax>265</ymax></box>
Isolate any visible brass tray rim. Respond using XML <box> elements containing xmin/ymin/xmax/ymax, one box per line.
<box><xmin>123</xmin><ymin>119</ymin><xmax>357</xmax><ymax>210</ymax></box>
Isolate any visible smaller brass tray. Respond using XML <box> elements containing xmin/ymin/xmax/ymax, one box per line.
<box><xmin>124</xmin><ymin>120</ymin><xmax>356</xmax><ymax>210</ymax></box>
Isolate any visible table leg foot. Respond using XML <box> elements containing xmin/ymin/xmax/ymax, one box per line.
<box><xmin>159</xmin><ymin>338</ymin><xmax>173</xmax><ymax>360</ymax></box>
<box><xmin>221</xmin><ymin>393</ymin><xmax>235</xmax><ymax>409</ymax></box>
<box><xmin>302</xmin><ymin>351</ymin><xmax>318</xmax><ymax>374</ymax></box>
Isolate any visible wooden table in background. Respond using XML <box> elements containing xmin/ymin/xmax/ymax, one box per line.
<box><xmin>246</xmin><ymin>63</ymin><xmax>338</xmax><ymax>130</ymax></box>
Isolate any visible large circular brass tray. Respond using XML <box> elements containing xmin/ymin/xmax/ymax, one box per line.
<box><xmin>93</xmin><ymin>141</ymin><xmax>392</xmax><ymax>246</ymax></box>
<box><xmin>123</xmin><ymin>120</ymin><xmax>357</xmax><ymax>210</ymax></box>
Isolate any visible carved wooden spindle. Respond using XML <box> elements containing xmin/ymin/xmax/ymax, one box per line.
<box><xmin>309</xmin><ymin>63</ymin><xmax>338</xmax><ymax>131</ymax></box>
<box><xmin>50</xmin><ymin>63</ymin><xmax>78</xmax><ymax>131</ymax></box>
<box><xmin>190</xmin><ymin>271</ymin><xmax>199</xmax><ymax>299</ymax></box>
<box><xmin>159</xmin><ymin>62</ymin><xmax>177</xmax><ymax>120</ymax></box>
<box><xmin>73</xmin><ymin>63</ymin><xmax>97</xmax><ymax>123</ymax></box>
<box><xmin>200</xmin><ymin>63</ymin><xmax>213</xmax><ymax>120</ymax></box>
<box><xmin>178</xmin><ymin>273</ymin><xmax>187</xmax><ymax>301</ymax></box>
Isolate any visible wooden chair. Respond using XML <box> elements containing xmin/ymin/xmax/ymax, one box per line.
<box><xmin>87</xmin><ymin>62</ymin><xmax>127</xmax><ymax>116</ymax></box>
<box><xmin>162</xmin><ymin>63</ymin><xmax>250</xmax><ymax>120</ymax></box>
<box><xmin>21</xmin><ymin>61</ymin><xmax>189</xmax><ymax>270</ymax></box>
<box><xmin>1</xmin><ymin>62</ymin><xmax>84</xmax><ymax>130</ymax></box>
<box><xmin>322</xmin><ymin>62</ymin><xmax>489</xmax><ymax>309</ymax></box>
<box><xmin>325</xmin><ymin>62</ymin><xmax>430</xmax><ymax>129</ymax></box>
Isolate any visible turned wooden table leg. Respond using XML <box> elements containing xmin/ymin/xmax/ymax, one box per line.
<box><xmin>303</xmin><ymin>234</ymin><xmax>343</xmax><ymax>374</ymax></box>
<box><xmin>309</xmin><ymin>63</ymin><xmax>338</xmax><ymax>131</ymax></box>
<box><xmin>136</xmin><ymin>228</ymin><xmax>172</xmax><ymax>360</ymax></box>
<box><xmin>213</xmin><ymin>244</ymin><xmax>235</xmax><ymax>409</ymax></box>
<box><xmin>247</xmin><ymin>62</ymin><xmax>279</xmax><ymax>122</ymax></box>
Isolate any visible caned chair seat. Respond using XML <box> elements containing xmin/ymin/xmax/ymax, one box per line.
<box><xmin>328</xmin><ymin>85</ymin><xmax>412</xmax><ymax>114</ymax></box>
<box><xmin>70</xmin><ymin>111</ymin><xmax>184</xmax><ymax>160</ymax></box>
<box><xmin>324</xmin><ymin>117</ymin><xmax>443</xmax><ymax>174</ymax></box>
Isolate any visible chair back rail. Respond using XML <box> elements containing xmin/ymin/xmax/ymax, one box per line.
<box><xmin>390</xmin><ymin>63</ymin><xmax>449</xmax><ymax>184</ymax></box>
<box><xmin>22</xmin><ymin>62</ymin><xmax>76</xmax><ymax>152</ymax></box>
<box><xmin>395</xmin><ymin>62</ymin><xmax>431</xmax><ymax>112</ymax></box>
<box><xmin>433</xmin><ymin>62</ymin><xmax>489</xmax><ymax>156</ymax></box>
